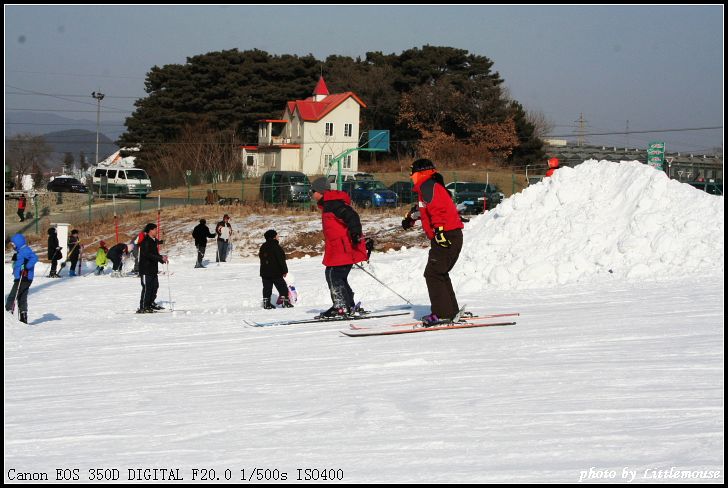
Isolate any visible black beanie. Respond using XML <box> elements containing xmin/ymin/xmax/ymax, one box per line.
<box><xmin>264</xmin><ymin>229</ymin><xmax>277</xmax><ymax>241</ymax></box>
<box><xmin>143</xmin><ymin>223</ymin><xmax>157</xmax><ymax>233</ymax></box>
<box><xmin>410</xmin><ymin>158</ymin><xmax>436</xmax><ymax>174</ymax></box>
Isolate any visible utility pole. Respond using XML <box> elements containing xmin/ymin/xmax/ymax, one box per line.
<box><xmin>91</xmin><ymin>91</ymin><xmax>105</xmax><ymax>165</ymax></box>
<box><xmin>574</xmin><ymin>113</ymin><xmax>588</xmax><ymax>147</ymax></box>
<box><xmin>625</xmin><ymin>120</ymin><xmax>630</xmax><ymax>149</ymax></box>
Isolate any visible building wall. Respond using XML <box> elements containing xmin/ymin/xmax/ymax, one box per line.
<box><xmin>300</xmin><ymin>98</ymin><xmax>361</xmax><ymax>175</ymax></box>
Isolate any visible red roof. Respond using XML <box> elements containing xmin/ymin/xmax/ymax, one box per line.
<box><xmin>313</xmin><ymin>76</ymin><xmax>329</xmax><ymax>96</ymax></box>
<box><xmin>286</xmin><ymin>92</ymin><xmax>366</xmax><ymax>122</ymax></box>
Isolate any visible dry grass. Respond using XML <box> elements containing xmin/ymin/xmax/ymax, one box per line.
<box><xmin>156</xmin><ymin>167</ymin><xmax>528</xmax><ymax>201</ymax></box>
<box><xmin>12</xmin><ymin>197</ymin><xmax>427</xmax><ymax>264</ymax></box>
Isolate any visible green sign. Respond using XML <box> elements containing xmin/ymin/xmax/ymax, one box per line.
<box><xmin>647</xmin><ymin>141</ymin><xmax>666</xmax><ymax>171</ymax></box>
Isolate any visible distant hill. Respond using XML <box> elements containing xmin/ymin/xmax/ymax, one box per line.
<box><xmin>42</xmin><ymin>129</ymin><xmax>119</xmax><ymax>170</ymax></box>
<box><xmin>6</xmin><ymin>111</ymin><xmax>126</xmax><ymax>143</ymax></box>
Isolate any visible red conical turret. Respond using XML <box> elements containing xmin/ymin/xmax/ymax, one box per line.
<box><xmin>313</xmin><ymin>76</ymin><xmax>329</xmax><ymax>99</ymax></box>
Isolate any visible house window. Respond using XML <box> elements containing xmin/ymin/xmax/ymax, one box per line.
<box><xmin>325</xmin><ymin>123</ymin><xmax>334</xmax><ymax>137</ymax></box>
<box><xmin>343</xmin><ymin>155</ymin><xmax>352</xmax><ymax>169</ymax></box>
<box><xmin>246</xmin><ymin>155</ymin><xmax>255</xmax><ymax>167</ymax></box>
<box><xmin>324</xmin><ymin>154</ymin><xmax>333</xmax><ymax>166</ymax></box>
<box><xmin>344</xmin><ymin>123</ymin><xmax>353</xmax><ymax>138</ymax></box>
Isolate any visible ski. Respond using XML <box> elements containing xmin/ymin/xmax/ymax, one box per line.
<box><xmin>115</xmin><ymin>309</ymin><xmax>188</xmax><ymax>315</ymax></box>
<box><xmin>341</xmin><ymin>320</ymin><xmax>516</xmax><ymax>337</ymax></box>
<box><xmin>351</xmin><ymin>312</ymin><xmax>520</xmax><ymax>330</ymax></box>
<box><xmin>245</xmin><ymin>310</ymin><xmax>411</xmax><ymax>328</ymax></box>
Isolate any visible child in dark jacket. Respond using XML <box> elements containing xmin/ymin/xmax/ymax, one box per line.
<box><xmin>47</xmin><ymin>227</ymin><xmax>62</xmax><ymax>278</ymax></box>
<box><xmin>258</xmin><ymin>229</ymin><xmax>293</xmax><ymax>309</ymax></box>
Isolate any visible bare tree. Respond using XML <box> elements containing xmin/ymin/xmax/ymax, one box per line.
<box><xmin>5</xmin><ymin>134</ymin><xmax>52</xmax><ymax>187</ymax></box>
<box><xmin>526</xmin><ymin>109</ymin><xmax>554</xmax><ymax>140</ymax></box>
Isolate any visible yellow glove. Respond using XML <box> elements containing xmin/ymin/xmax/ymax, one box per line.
<box><xmin>434</xmin><ymin>226</ymin><xmax>451</xmax><ymax>248</ymax></box>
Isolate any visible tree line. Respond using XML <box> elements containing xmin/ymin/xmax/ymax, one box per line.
<box><xmin>118</xmin><ymin>45</ymin><xmax>548</xmax><ymax>186</ymax></box>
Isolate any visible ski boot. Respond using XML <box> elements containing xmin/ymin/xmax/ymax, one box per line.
<box><xmin>280</xmin><ymin>297</ymin><xmax>294</xmax><ymax>308</ymax></box>
<box><xmin>136</xmin><ymin>307</ymin><xmax>154</xmax><ymax>314</ymax></box>
<box><xmin>316</xmin><ymin>306</ymin><xmax>347</xmax><ymax>320</ymax></box>
<box><xmin>420</xmin><ymin>313</ymin><xmax>453</xmax><ymax>328</ymax></box>
<box><xmin>263</xmin><ymin>298</ymin><xmax>275</xmax><ymax>310</ymax></box>
<box><xmin>150</xmin><ymin>303</ymin><xmax>165</xmax><ymax>311</ymax></box>
<box><xmin>19</xmin><ymin>311</ymin><xmax>28</xmax><ymax>324</ymax></box>
<box><xmin>347</xmin><ymin>303</ymin><xmax>368</xmax><ymax>317</ymax></box>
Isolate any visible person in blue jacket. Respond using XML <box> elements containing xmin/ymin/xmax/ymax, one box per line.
<box><xmin>5</xmin><ymin>234</ymin><xmax>38</xmax><ymax>324</ymax></box>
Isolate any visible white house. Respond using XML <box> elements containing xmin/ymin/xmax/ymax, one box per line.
<box><xmin>241</xmin><ymin>77</ymin><xmax>366</xmax><ymax>176</ymax></box>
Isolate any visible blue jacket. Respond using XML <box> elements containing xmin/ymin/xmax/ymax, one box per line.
<box><xmin>11</xmin><ymin>234</ymin><xmax>38</xmax><ymax>281</ymax></box>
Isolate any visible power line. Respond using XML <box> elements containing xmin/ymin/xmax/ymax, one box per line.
<box><xmin>6</xmin><ymin>108</ymin><xmax>129</xmax><ymax>114</ymax></box>
<box><xmin>547</xmin><ymin>126</ymin><xmax>722</xmax><ymax>138</ymax></box>
<box><xmin>5</xmin><ymin>84</ymin><xmax>132</xmax><ymax>112</ymax></box>
<box><xmin>6</xmin><ymin>91</ymin><xmax>142</xmax><ymax>99</ymax></box>
<box><xmin>7</xmin><ymin>69</ymin><xmax>145</xmax><ymax>80</ymax></box>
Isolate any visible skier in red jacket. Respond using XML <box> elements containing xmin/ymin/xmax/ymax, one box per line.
<box><xmin>402</xmin><ymin>159</ymin><xmax>465</xmax><ymax>326</ymax></box>
<box><xmin>311</xmin><ymin>177</ymin><xmax>369</xmax><ymax>318</ymax></box>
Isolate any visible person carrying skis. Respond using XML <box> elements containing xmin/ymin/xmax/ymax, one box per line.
<box><xmin>5</xmin><ymin>233</ymin><xmax>38</xmax><ymax>324</ymax></box>
<box><xmin>62</xmin><ymin>229</ymin><xmax>81</xmax><ymax>277</ymax></box>
<box><xmin>137</xmin><ymin>223</ymin><xmax>168</xmax><ymax>313</ymax></box>
<box><xmin>259</xmin><ymin>229</ymin><xmax>293</xmax><ymax>309</ymax></box>
<box><xmin>192</xmin><ymin>218</ymin><xmax>216</xmax><ymax>268</ymax></box>
<box><xmin>47</xmin><ymin>226</ymin><xmax>62</xmax><ymax>278</ymax></box>
<box><xmin>215</xmin><ymin>214</ymin><xmax>233</xmax><ymax>262</ymax></box>
<box><xmin>106</xmin><ymin>242</ymin><xmax>129</xmax><ymax>277</ymax></box>
<box><xmin>95</xmin><ymin>241</ymin><xmax>109</xmax><ymax>275</ymax></box>
<box><xmin>310</xmin><ymin>177</ymin><xmax>369</xmax><ymax>318</ymax></box>
<box><xmin>401</xmin><ymin>158</ymin><xmax>464</xmax><ymax>326</ymax></box>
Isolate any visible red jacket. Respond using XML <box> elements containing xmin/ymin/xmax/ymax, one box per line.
<box><xmin>413</xmin><ymin>176</ymin><xmax>464</xmax><ymax>239</ymax></box>
<box><xmin>318</xmin><ymin>190</ymin><xmax>368</xmax><ymax>267</ymax></box>
<box><xmin>18</xmin><ymin>197</ymin><xmax>26</xmax><ymax>210</ymax></box>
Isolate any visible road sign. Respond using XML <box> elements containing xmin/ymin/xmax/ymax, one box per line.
<box><xmin>647</xmin><ymin>141</ymin><xmax>666</xmax><ymax>171</ymax></box>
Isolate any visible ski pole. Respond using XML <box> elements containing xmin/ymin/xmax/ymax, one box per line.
<box><xmin>367</xmin><ymin>225</ymin><xmax>402</xmax><ymax>237</ymax></box>
<box><xmin>9</xmin><ymin>275</ymin><xmax>23</xmax><ymax>317</ymax></box>
<box><xmin>165</xmin><ymin>261</ymin><xmax>173</xmax><ymax>311</ymax></box>
<box><xmin>354</xmin><ymin>263</ymin><xmax>413</xmax><ymax>306</ymax></box>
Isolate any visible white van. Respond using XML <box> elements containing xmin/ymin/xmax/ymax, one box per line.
<box><xmin>92</xmin><ymin>167</ymin><xmax>152</xmax><ymax>197</ymax></box>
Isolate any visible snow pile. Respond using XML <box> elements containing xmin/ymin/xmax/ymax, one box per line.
<box><xmin>376</xmin><ymin>160</ymin><xmax>723</xmax><ymax>292</ymax></box>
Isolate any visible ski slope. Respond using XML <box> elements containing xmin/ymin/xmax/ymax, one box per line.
<box><xmin>4</xmin><ymin>161</ymin><xmax>724</xmax><ymax>483</ymax></box>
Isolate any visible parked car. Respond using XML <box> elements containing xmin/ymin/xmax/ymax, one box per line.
<box><xmin>389</xmin><ymin>181</ymin><xmax>415</xmax><ymax>204</ymax></box>
<box><xmin>341</xmin><ymin>180</ymin><xmax>398</xmax><ymax>208</ymax></box>
<box><xmin>47</xmin><ymin>176</ymin><xmax>88</xmax><ymax>193</ymax></box>
<box><xmin>260</xmin><ymin>171</ymin><xmax>311</xmax><ymax>204</ymax></box>
<box><xmin>445</xmin><ymin>181</ymin><xmax>504</xmax><ymax>214</ymax></box>
<box><xmin>688</xmin><ymin>180</ymin><xmax>723</xmax><ymax>195</ymax></box>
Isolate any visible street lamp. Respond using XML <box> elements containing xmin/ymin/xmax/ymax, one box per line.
<box><xmin>91</xmin><ymin>91</ymin><xmax>105</xmax><ymax>165</ymax></box>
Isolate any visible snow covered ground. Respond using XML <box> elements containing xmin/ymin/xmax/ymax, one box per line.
<box><xmin>4</xmin><ymin>161</ymin><xmax>724</xmax><ymax>483</ymax></box>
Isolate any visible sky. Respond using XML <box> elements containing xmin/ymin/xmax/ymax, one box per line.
<box><xmin>4</xmin><ymin>4</ymin><xmax>724</xmax><ymax>154</ymax></box>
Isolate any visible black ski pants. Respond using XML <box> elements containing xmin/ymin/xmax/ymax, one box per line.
<box><xmin>196</xmin><ymin>244</ymin><xmax>207</xmax><ymax>266</ymax></box>
<box><xmin>424</xmin><ymin>228</ymin><xmax>463</xmax><ymax>319</ymax></box>
<box><xmin>110</xmin><ymin>256</ymin><xmax>123</xmax><ymax>272</ymax></box>
<box><xmin>325</xmin><ymin>264</ymin><xmax>355</xmax><ymax>309</ymax></box>
<box><xmin>262</xmin><ymin>277</ymin><xmax>288</xmax><ymax>301</ymax></box>
<box><xmin>5</xmin><ymin>278</ymin><xmax>31</xmax><ymax>313</ymax></box>
<box><xmin>139</xmin><ymin>274</ymin><xmax>159</xmax><ymax>310</ymax></box>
